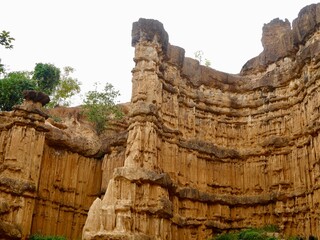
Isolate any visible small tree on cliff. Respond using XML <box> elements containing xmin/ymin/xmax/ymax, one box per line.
<box><xmin>194</xmin><ymin>50</ymin><xmax>211</xmax><ymax>67</ymax></box>
<box><xmin>33</xmin><ymin>64</ymin><xmax>81</xmax><ymax>108</ymax></box>
<box><xmin>46</xmin><ymin>66</ymin><xmax>81</xmax><ymax>108</ymax></box>
<box><xmin>82</xmin><ymin>82</ymin><xmax>123</xmax><ymax>134</ymax></box>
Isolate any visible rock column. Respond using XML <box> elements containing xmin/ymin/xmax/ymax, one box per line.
<box><xmin>83</xmin><ymin>19</ymin><xmax>173</xmax><ymax>239</ymax></box>
<box><xmin>0</xmin><ymin>91</ymin><xmax>49</xmax><ymax>239</ymax></box>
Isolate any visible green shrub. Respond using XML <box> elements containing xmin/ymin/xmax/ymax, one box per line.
<box><xmin>214</xmin><ymin>232</ymin><xmax>238</xmax><ymax>240</ymax></box>
<box><xmin>238</xmin><ymin>229</ymin><xmax>266</xmax><ymax>240</ymax></box>
<box><xmin>82</xmin><ymin>82</ymin><xmax>123</xmax><ymax>134</ymax></box>
<box><xmin>0</xmin><ymin>71</ymin><xmax>36</xmax><ymax>111</ymax></box>
<box><xmin>261</xmin><ymin>225</ymin><xmax>279</xmax><ymax>233</ymax></box>
<box><xmin>211</xmin><ymin>226</ymin><xmax>280</xmax><ymax>240</ymax></box>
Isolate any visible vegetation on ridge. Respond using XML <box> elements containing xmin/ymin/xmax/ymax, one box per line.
<box><xmin>0</xmin><ymin>64</ymin><xmax>81</xmax><ymax>111</ymax></box>
<box><xmin>0</xmin><ymin>28</ymin><xmax>122</xmax><ymax>125</ymax></box>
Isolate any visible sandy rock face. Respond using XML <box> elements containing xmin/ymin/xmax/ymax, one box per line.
<box><xmin>83</xmin><ymin>3</ymin><xmax>320</xmax><ymax>240</ymax></box>
<box><xmin>0</xmin><ymin>92</ymin><xmax>105</xmax><ymax>239</ymax></box>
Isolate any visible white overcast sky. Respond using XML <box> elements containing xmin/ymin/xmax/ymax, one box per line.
<box><xmin>0</xmin><ymin>0</ymin><xmax>318</xmax><ymax>104</ymax></box>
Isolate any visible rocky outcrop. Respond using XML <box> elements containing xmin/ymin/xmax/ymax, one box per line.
<box><xmin>241</xmin><ymin>18</ymin><xmax>294</xmax><ymax>74</ymax></box>
<box><xmin>241</xmin><ymin>3</ymin><xmax>320</xmax><ymax>75</ymax></box>
<box><xmin>83</xmin><ymin>3</ymin><xmax>320</xmax><ymax>240</ymax></box>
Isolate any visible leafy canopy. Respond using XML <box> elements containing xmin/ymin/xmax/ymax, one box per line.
<box><xmin>33</xmin><ymin>63</ymin><xmax>61</xmax><ymax>95</ymax></box>
<box><xmin>0</xmin><ymin>72</ymin><xmax>36</xmax><ymax>111</ymax></box>
<box><xmin>82</xmin><ymin>82</ymin><xmax>123</xmax><ymax>134</ymax></box>
<box><xmin>0</xmin><ymin>64</ymin><xmax>81</xmax><ymax>111</ymax></box>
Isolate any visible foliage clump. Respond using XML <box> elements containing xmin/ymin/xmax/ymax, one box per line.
<box><xmin>211</xmin><ymin>225</ymin><xmax>279</xmax><ymax>240</ymax></box>
<box><xmin>82</xmin><ymin>82</ymin><xmax>123</xmax><ymax>134</ymax></box>
<box><xmin>0</xmin><ymin>63</ymin><xmax>81</xmax><ymax>111</ymax></box>
<box><xmin>33</xmin><ymin>63</ymin><xmax>61</xmax><ymax>95</ymax></box>
<box><xmin>0</xmin><ymin>72</ymin><xmax>36</xmax><ymax>111</ymax></box>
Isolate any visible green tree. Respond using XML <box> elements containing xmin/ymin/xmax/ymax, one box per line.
<box><xmin>33</xmin><ymin>63</ymin><xmax>60</xmax><ymax>95</ymax></box>
<box><xmin>0</xmin><ymin>64</ymin><xmax>81</xmax><ymax>111</ymax></box>
<box><xmin>0</xmin><ymin>71</ymin><xmax>36</xmax><ymax>111</ymax></box>
<box><xmin>47</xmin><ymin>66</ymin><xmax>81</xmax><ymax>107</ymax></box>
<box><xmin>82</xmin><ymin>82</ymin><xmax>123</xmax><ymax>134</ymax></box>
<box><xmin>0</xmin><ymin>30</ymin><xmax>15</xmax><ymax>75</ymax></box>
